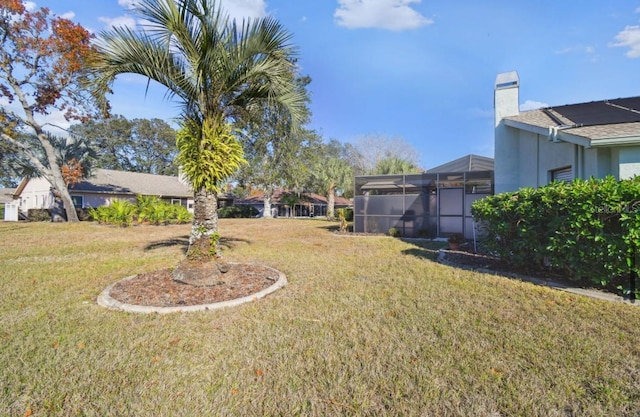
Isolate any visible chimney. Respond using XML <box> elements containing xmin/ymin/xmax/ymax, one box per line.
<box><xmin>494</xmin><ymin>71</ymin><xmax>520</xmax><ymax>126</ymax></box>
<box><xmin>494</xmin><ymin>71</ymin><xmax>520</xmax><ymax>193</ymax></box>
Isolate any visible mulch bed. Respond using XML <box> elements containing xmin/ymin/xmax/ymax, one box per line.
<box><xmin>443</xmin><ymin>243</ymin><xmax>626</xmax><ymax>296</ymax></box>
<box><xmin>108</xmin><ymin>264</ymin><xmax>280</xmax><ymax>307</ymax></box>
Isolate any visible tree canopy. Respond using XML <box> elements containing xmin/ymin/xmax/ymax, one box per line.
<box><xmin>68</xmin><ymin>116</ymin><xmax>179</xmax><ymax>175</ymax></box>
<box><xmin>0</xmin><ymin>0</ymin><xmax>102</xmax><ymax>220</ymax></box>
<box><xmin>235</xmin><ymin>75</ymin><xmax>315</xmax><ymax>217</ymax></box>
<box><xmin>90</xmin><ymin>0</ymin><xmax>306</xmax><ymax>261</ymax></box>
<box><xmin>348</xmin><ymin>134</ymin><xmax>422</xmax><ymax>176</ymax></box>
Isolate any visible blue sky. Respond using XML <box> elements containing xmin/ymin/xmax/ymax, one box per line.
<box><xmin>26</xmin><ymin>0</ymin><xmax>640</xmax><ymax>170</ymax></box>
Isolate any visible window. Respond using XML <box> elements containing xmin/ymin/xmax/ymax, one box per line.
<box><xmin>550</xmin><ymin>167</ymin><xmax>572</xmax><ymax>183</ymax></box>
<box><xmin>71</xmin><ymin>195</ymin><xmax>84</xmax><ymax>208</ymax></box>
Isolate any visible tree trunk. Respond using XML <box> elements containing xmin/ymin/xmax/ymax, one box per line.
<box><xmin>262</xmin><ymin>189</ymin><xmax>274</xmax><ymax>218</ymax></box>
<box><xmin>50</xmin><ymin>173</ymin><xmax>79</xmax><ymax>222</ymax></box>
<box><xmin>262</xmin><ymin>195</ymin><xmax>273</xmax><ymax>218</ymax></box>
<box><xmin>327</xmin><ymin>186</ymin><xmax>336</xmax><ymax>220</ymax></box>
<box><xmin>186</xmin><ymin>186</ymin><xmax>219</xmax><ymax>261</ymax></box>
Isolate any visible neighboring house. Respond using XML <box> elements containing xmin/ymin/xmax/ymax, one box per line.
<box><xmin>354</xmin><ymin>154</ymin><xmax>494</xmax><ymax>239</ymax></box>
<box><xmin>494</xmin><ymin>71</ymin><xmax>640</xmax><ymax>193</ymax></box>
<box><xmin>8</xmin><ymin>169</ymin><xmax>195</xmax><ymax>220</ymax></box>
<box><xmin>235</xmin><ymin>189</ymin><xmax>352</xmax><ymax>218</ymax></box>
<box><xmin>0</xmin><ymin>188</ymin><xmax>18</xmax><ymax>221</ymax></box>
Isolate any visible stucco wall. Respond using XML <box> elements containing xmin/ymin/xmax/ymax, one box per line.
<box><xmin>618</xmin><ymin>147</ymin><xmax>640</xmax><ymax>179</ymax></box>
<box><xmin>535</xmin><ymin>136</ymin><xmax>575</xmax><ymax>184</ymax></box>
<box><xmin>498</xmin><ymin>129</ymin><xmax>577</xmax><ymax>192</ymax></box>
<box><xmin>19</xmin><ymin>177</ymin><xmax>54</xmax><ymax>211</ymax></box>
<box><xmin>494</xmin><ymin>124</ymin><xmax>520</xmax><ymax>193</ymax></box>
<box><xmin>80</xmin><ymin>194</ymin><xmax>136</xmax><ymax>208</ymax></box>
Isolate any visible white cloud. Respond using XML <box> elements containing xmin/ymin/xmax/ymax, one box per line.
<box><xmin>98</xmin><ymin>14</ymin><xmax>137</xmax><ymax>30</ymax></box>
<box><xmin>555</xmin><ymin>45</ymin><xmax>598</xmax><ymax>63</ymax></box>
<box><xmin>118</xmin><ymin>0</ymin><xmax>140</xmax><ymax>9</ymax></box>
<box><xmin>24</xmin><ymin>1</ymin><xmax>36</xmax><ymax>11</ymax></box>
<box><xmin>60</xmin><ymin>11</ymin><xmax>75</xmax><ymax>20</ymax></box>
<box><xmin>520</xmin><ymin>100</ymin><xmax>548</xmax><ymax>111</ymax></box>
<box><xmin>103</xmin><ymin>0</ymin><xmax>267</xmax><ymax>31</ymax></box>
<box><xmin>334</xmin><ymin>0</ymin><xmax>433</xmax><ymax>31</ymax></box>
<box><xmin>221</xmin><ymin>0</ymin><xmax>268</xmax><ymax>21</ymax></box>
<box><xmin>555</xmin><ymin>45</ymin><xmax>596</xmax><ymax>55</ymax></box>
<box><xmin>611</xmin><ymin>25</ymin><xmax>640</xmax><ymax>58</ymax></box>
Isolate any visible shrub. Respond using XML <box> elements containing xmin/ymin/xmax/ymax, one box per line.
<box><xmin>472</xmin><ymin>176</ymin><xmax>640</xmax><ymax>286</ymax></box>
<box><xmin>90</xmin><ymin>197</ymin><xmax>193</xmax><ymax>226</ymax></box>
<box><xmin>169</xmin><ymin>204</ymin><xmax>193</xmax><ymax>224</ymax></box>
<box><xmin>336</xmin><ymin>208</ymin><xmax>349</xmax><ymax>232</ymax></box>
<box><xmin>136</xmin><ymin>195</ymin><xmax>162</xmax><ymax>224</ymax></box>
<box><xmin>219</xmin><ymin>205</ymin><xmax>258</xmax><ymax>218</ymax></box>
<box><xmin>388</xmin><ymin>227</ymin><xmax>401</xmax><ymax>237</ymax></box>
<box><xmin>88</xmin><ymin>205</ymin><xmax>111</xmax><ymax>224</ymax></box>
<box><xmin>340</xmin><ymin>207</ymin><xmax>354</xmax><ymax>222</ymax></box>
<box><xmin>27</xmin><ymin>209</ymin><xmax>52</xmax><ymax>222</ymax></box>
<box><xmin>105</xmin><ymin>199</ymin><xmax>137</xmax><ymax>227</ymax></box>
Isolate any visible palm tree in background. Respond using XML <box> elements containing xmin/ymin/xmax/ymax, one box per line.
<box><xmin>89</xmin><ymin>0</ymin><xmax>306</xmax><ymax>261</ymax></box>
<box><xmin>374</xmin><ymin>156</ymin><xmax>422</xmax><ymax>175</ymax></box>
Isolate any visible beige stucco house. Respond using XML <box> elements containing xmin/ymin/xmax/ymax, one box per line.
<box><xmin>6</xmin><ymin>169</ymin><xmax>194</xmax><ymax>221</ymax></box>
<box><xmin>494</xmin><ymin>71</ymin><xmax>640</xmax><ymax>193</ymax></box>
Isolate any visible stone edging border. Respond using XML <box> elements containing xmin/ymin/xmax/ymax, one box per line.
<box><xmin>97</xmin><ymin>264</ymin><xmax>287</xmax><ymax>314</ymax></box>
<box><xmin>437</xmin><ymin>249</ymin><xmax>638</xmax><ymax>306</ymax></box>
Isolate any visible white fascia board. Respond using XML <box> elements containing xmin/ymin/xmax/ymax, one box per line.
<box><xmin>554</xmin><ymin>131</ymin><xmax>592</xmax><ymax>148</ymax></box>
<box><xmin>503</xmin><ymin>119</ymin><xmax>592</xmax><ymax>147</ymax></box>
<box><xmin>503</xmin><ymin>119</ymin><xmax>548</xmax><ymax>136</ymax></box>
<box><xmin>590</xmin><ymin>135</ymin><xmax>640</xmax><ymax>147</ymax></box>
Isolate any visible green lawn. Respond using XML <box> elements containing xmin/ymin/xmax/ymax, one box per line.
<box><xmin>1</xmin><ymin>219</ymin><xmax>639</xmax><ymax>416</ymax></box>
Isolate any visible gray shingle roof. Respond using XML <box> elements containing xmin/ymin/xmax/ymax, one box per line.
<box><xmin>0</xmin><ymin>188</ymin><xmax>16</xmax><ymax>204</ymax></box>
<box><xmin>427</xmin><ymin>154</ymin><xmax>494</xmax><ymax>173</ymax></box>
<box><xmin>72</xmin><ymin>169</ymin><xmax>192</xmax><ymax>198</ymax></box>
<box><xmin>505</xmin><ymin>96</ymin><xmax>640</xmax><ymax>141</ymax></box>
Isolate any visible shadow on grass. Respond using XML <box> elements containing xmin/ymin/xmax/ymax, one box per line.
<box><xmin>319</xmin><ymin>224</ymin><xmax>354</xmax><ymax>233</ymax></box>
<box><xmin>402</xmin><ymin>247</ymin><xmax>441</xmax><ymax>262</ymax></box>
<box><xmin>145</xmin><ymin>236</ymin><xmax>190</xmax><ymax>253</ymax></box>
<box><xmin>400</xmin><ymin>239</ymin><xmax>447</xmax><ymax>262</ymax></box>
<box><xmin>145</xmin><ymin>235</ymin><xmax>251</xmax><ymax>254</ymax></box>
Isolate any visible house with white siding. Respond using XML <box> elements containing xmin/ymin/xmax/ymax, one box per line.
<box><xmin>6</xmin><ymin>169</ymin><xmax>194</xmax><ymax>220</ymax></box>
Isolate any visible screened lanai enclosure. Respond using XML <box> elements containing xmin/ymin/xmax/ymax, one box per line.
<box><xmin>353</xmin><ymin>155</ymin><xmax>494</xmax><ymax>239</ymax></box>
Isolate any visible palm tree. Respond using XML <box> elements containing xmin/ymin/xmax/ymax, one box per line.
<box><xmin>374</xmin><ymin>156</ymin><xmax>422</xmax><ymax>175</ymax></box>
<box><xmin>89</xmin><ymin>0</ymin><xmax>306</xmax><ymax>261</ymax></box>
<box><xmin>312</xmin><ymin>156</ymin><xmax>352</xmax><ymax>220</ymax></box>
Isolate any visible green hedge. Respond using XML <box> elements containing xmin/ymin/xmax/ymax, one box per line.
<box><xmin>219</xmin><ymin>205</ymin><xmax>258</xmax><ymax>218</ymax></box>
<box><xmin>471</xmin><ymin>176</ymin><xmax>640</xmax><ymax>286</ymax></box>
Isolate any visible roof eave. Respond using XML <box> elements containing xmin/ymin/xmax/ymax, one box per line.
<box><xmin>503</xmin><ymin>119</ymin><xmax>549</xmax><ymax>136</ymax></box>
<box><xmin>504</xmin><ymin>119</ymin><xmax>592</xmax><ymax>147</ymax></box>
<box><xmin>590</xmin><ymin>135</ymin><xmax>640</xmax><ymax>147</ymax></box>
<box><xmin>553</xmin><ymin>131</ymin><xmax>592</xmax><ymax>148</ymax></box>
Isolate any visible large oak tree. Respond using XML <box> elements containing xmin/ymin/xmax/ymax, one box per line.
<box><xmin>0</xmin><ymin>0</ymin><xmax>101</xmax><ymax>221</ymax></box>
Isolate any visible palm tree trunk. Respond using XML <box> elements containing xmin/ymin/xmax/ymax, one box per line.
<box><xmin>187</xmin><ymin>186</ymin><xmax>219</xmax><ymax>261</ymax></box>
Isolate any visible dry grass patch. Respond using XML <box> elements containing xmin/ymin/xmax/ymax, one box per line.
<box><xmin>1</xmin><ymin>219</ymin><xmax>640</xmax><ymax>416</ymax></box>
